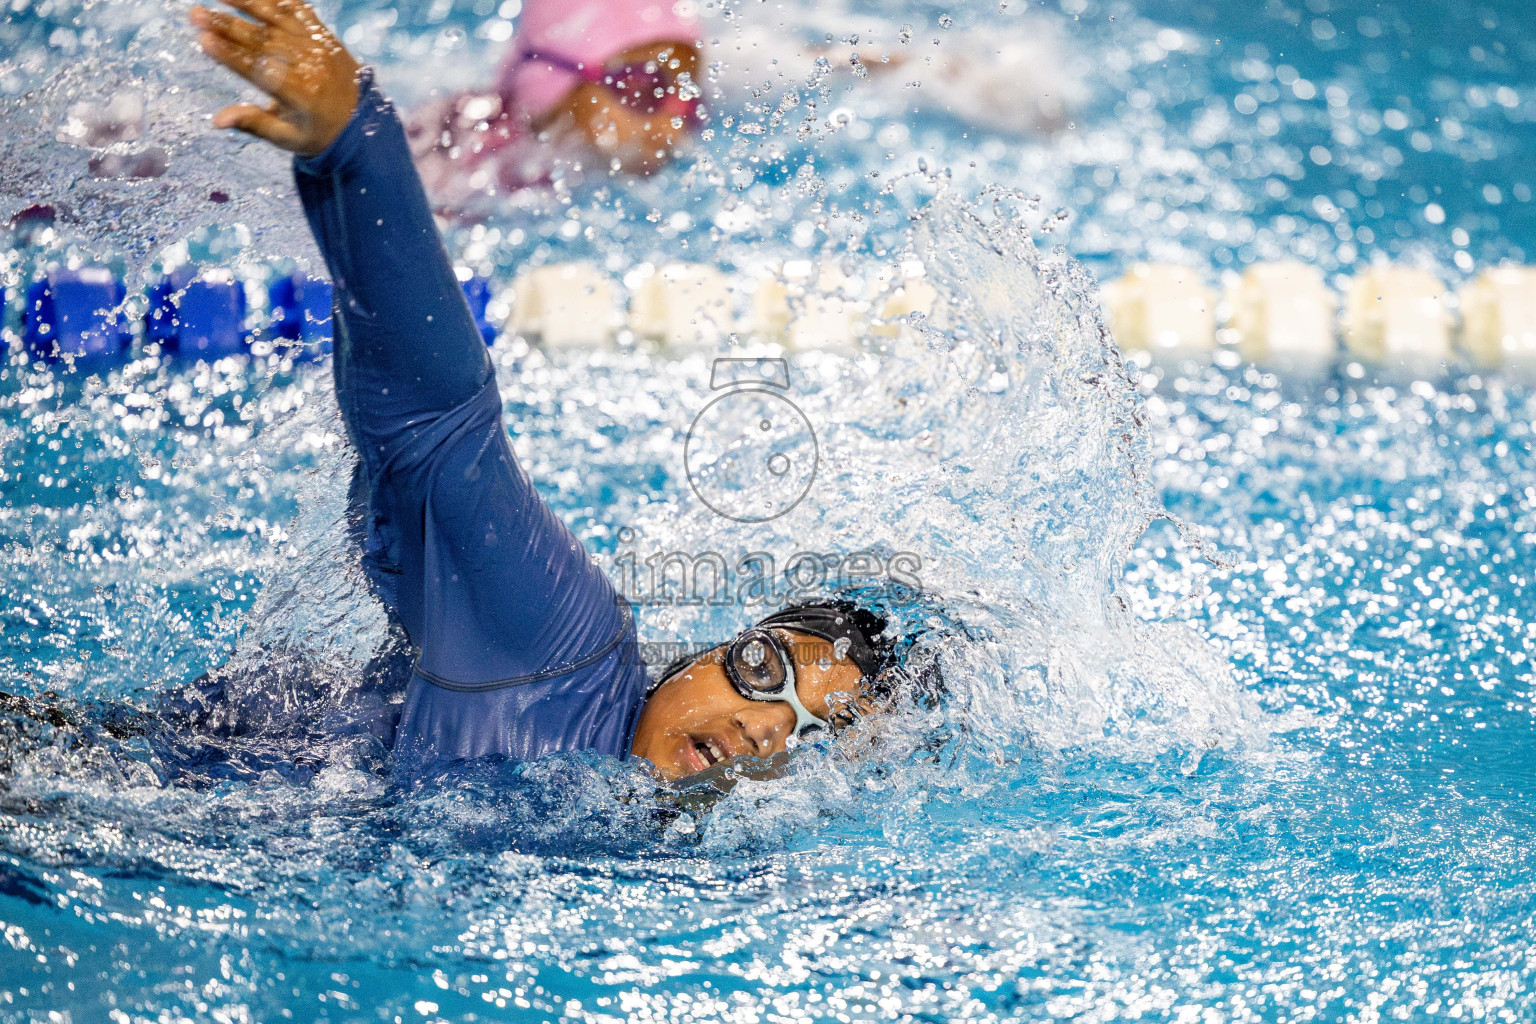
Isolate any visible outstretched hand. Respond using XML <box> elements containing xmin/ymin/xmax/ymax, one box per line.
<box><xmin>191</xmin><ymin>0</ymin><xmax>361</xmax><ymax>157</ymax></box>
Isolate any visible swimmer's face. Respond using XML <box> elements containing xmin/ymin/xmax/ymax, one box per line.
<box><xmin>542</xmin><ymin>42</ymin><xmax>702</xmax><ymax>176</ymax></box>
<box><xmin>630</xmin><ymin>629</ymin><xmax>866</xmax><ymax>781</ymax></box>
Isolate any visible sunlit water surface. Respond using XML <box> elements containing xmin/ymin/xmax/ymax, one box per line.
<box><xmin>3</xmin><ymin>0</ymin><xmax>1536</xmax><ymax>1021</ymax></box>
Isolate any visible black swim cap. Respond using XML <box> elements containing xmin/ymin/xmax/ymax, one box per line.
<box><xmin>752</xmin><ymin>601</ymin><xmax>889</xmax><ymax>679</ymax></box>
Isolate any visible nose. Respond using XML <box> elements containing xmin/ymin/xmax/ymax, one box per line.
<box><xmin>734</xmin><ymin>704</ymin><xmax>794</xmax><ymax>757</ymax></box>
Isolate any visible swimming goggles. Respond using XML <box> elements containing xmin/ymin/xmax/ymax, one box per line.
<box><xmin>722</xmin><ymin>628</ymin><xmax>828</xmax><ymax>739</ymax></box>
<box><xmin>518</xmin><ymin>48</ymin><xmax>703</xmax><ymax>121</ymax></box>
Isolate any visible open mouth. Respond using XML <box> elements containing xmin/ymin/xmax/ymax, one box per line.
<box><xmin>692</xmin><ymin>738</ymin><xmax>727</xmax><ymax>768</ymax></box>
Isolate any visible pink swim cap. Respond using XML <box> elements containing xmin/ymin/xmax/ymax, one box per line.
<box><xmin>501</xmin><ymin>0</ymin><xmax>703</xmax><ymax>124</ymax></box>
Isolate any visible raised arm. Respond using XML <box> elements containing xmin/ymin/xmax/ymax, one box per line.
<box><xmin>193</xmin><ymin>0</ymin><xmax>649</xmax><ymax>766</ymax></box>
<box><xmin>192</xmin><ymin>0</ymin><xmax>488</xmax><ymax>418</ymax></box>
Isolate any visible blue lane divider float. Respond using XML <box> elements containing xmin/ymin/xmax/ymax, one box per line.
<box><xmin>23</xmin><ymin>268</ymin><xmax>132</xmax><ymax>360</ymax></box>
<box><xmin>147</xmin><ymin>268</ymin><xmax>250</xmax><ymax>359</ymax></box>
<box><xmin>15</xmin><ymin>260</ymin><xmax>1536</xmax><ymax>372</ymax></box>
<box><xmin>268</xmin><ymin>272</ymin><xmax>334</xmax><ymax>361</ymax></box>
<box><xmin>461</xmin><ymin>274</ymin><xmax>497</xmax><ymax>347</ymax></box>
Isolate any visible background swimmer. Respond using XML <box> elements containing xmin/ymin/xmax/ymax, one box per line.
<box><xmin>404</xmin><ymin>0</ymin><xmax>1079</xmax><ymax>217</ymax></box>
<box><xmin>406</xmin><ymin>0</ymin><xmax>705</xmax><ymax>215</ymax></box>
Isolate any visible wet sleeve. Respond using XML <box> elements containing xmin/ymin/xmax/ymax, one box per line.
<box><xmin>290</xmin><ymin>68</ymin><xmax>635</xmax><ymax>697</ymax></box>
<box><xmin>292</xmin><ymin>66</ymin><xmax>491</xmax><ymax>421</ymax></box>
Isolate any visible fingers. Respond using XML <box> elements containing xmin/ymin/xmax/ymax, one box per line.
<box><xmin>191</xmin><ymin>0</ymin><xmax>353</xmax><ymax>155</ymax></box>
<box><xmin>196</xmin><ymin>29</ymin><xmax>292</xmax><ymax>101</ymax></box>
<box><xmin>283</xmin><ymin>0</ymin><xmax>329</xmax><ymax>37</ymax></box>
<box><xmin>223</xmin><ymin>0</ymin><xmax>330</xmax><ymax>40</ymax></box>
<box><xmin>210</xmin><ymin>99</ymin><xmax>266</xmax><ymax>131</ymax></box>
<box><xmin>212</xmin><ymin>101</ymin><xmax>308</xmax><ymax>152</ymax></box>
<box><xmin>212</xmin><ymin>0</ymin><xmax>295</xmax><ymax>30</ymax></box>
<box><xmin>191</xmin><ymin>7</ymin><xmax>268</xmax><ymax>50</ymax></box>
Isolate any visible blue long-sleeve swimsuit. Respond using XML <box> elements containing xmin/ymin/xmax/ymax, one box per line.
<box><xmin>294</xmin><ymin>69</ymin><xmax>648</xmax><ymax>775</ymax></box>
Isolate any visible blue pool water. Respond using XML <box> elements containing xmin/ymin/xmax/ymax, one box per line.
<box><xmin>4</xmin><ymin>0</ymin><xmax>1536</xmax><ymax>1021</ymax></box>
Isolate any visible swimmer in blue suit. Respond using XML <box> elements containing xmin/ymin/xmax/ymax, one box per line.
<box><xmin>189</xmin><ymin>0</ymin><xmax>910</xmax><ymax>782</ymax></box>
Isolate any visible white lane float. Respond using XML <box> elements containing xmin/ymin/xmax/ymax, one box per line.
<box><xmin>878</xmin><ymin>279</ymin><xmax>939</xmax><ymax>324</ymax></box>
<box><xmin>870</xmin><ymin>262</ymin><xmax>939</xmax><ymax>338</ymax></box>
<box><xmin>628</xmin><ymin>262</ymin><xmax>738</xmax><ymax>349</ymax></box>
<box><xmin>744</xmin><ymin>260</ymin><xmax>871</xmax><ymax>354</ymax></box>
<box><xmin>508</xmin><ymin>263</ymin><xmax>618</xmax><ymax>348</ymax></box>
<box><xmin>745</xmin><ymin>269</ymin><xmax>795</xmax><ymax>340</ymax></box>
<box><xmin>1341</xmin><ymin>266</ymin><xmax>1452</xmax><ymax>367</ymax></box>
<box><xmin>787</xmin><ymin>289</ymin><xmax>870</xmax><ymax>354</ymax></box>
<box><xmin>1102</xmin><ymin>263</ymin><xmax>1217</xmax><ymax>359</ymax></box>
<box><xmin>1458</xmin><ymin>267</ymin><xmax>1536</xmax><ymax>370</ymax></box>
<box><xmin>1225</xmin><ymin>261</ymin><xmax>1337</xmax><ymax>371</ymax></box>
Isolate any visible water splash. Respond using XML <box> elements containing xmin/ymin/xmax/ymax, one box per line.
<box><xmin>0</xmin><ymin>0</ymin><xmax>313</xmax><ymax>269</ymax></box>
<box><xmin>617</xmin><ymin>187</ymin><xmax>1258</xmax><ymax>784</ymax></box>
